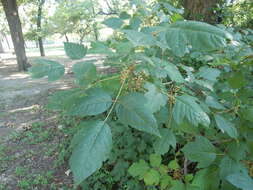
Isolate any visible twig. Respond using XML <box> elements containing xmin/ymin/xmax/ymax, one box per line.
<box><xmin>103</xmin><ymin>77</ymin><xmax>126</xmax><ymax>123</ymax></box>
<box><xmin>183</xmin><ymin>158</ymin><xmax>188</xmax><ymax>175</ymax></box>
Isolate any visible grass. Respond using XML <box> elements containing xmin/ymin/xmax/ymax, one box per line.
<box><xmin>0</xmin><ymin>117</ymin><xmax>76</xmax><ymax>190</ymax></box>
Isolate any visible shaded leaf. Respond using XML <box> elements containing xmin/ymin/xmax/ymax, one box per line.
<box><xmin>70</xmin><ymin>120</ymin><xmax>112</xmax><ymax>185</ymax></box>
<box><xmin>103</xmin><ymin>17</ymin><xmax>124</xmax><ymax>29</ymax></box>
<box><xmin>116</xmin><ymin>93</ymin><xmax>160</xmax><ymax>137</ymax></box>
<box><xmin>67</xmin><ymin>88</ymin><xmax>112</xmax><ymax>116</ymax></box>
<box><xmin>64</xmin><ymin>42</ymin><xmax>87</xmax><ymax>60</ymax></box>
<box><xmin>182</xmin><ymin>136</ymin><xmax>216</xmax><ymax>168</ymax></box>
<box><xmin>73</xmin><ymin>61</ymin><xmax>97</xmax><ymax>86</ymax></box>
<box><xmin>29</xmin><ymin>59</ymin><xmax>65</xmax><ymax>81</ymax></box>
<box><xmin>214</xmin><ymin>115</ymin><xmax>238</xmax><ymax>138</ymax></box>
<box><xmin>154</xmin><ymin>128</ymin><xmax>176</xmax><ymax>155</ymax></box>
<box><xmin>123</xmin><ymin>30</ymin><xmax>156</xmax><ymax>47</ymax></box>
<box><xmin>226</xmin><ymin>172</ymin><xmax>253</xmax><ymax>190</ymax></box>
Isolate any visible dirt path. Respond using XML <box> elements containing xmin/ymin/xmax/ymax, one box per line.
<box><xmin>0</xmin><ymin>53</ymin><xmax>104</xmax><ymax>140</ymax></box>
<box><xmin>0</xmin><ymin>52</ymin><xmax>106</xmax><ymax>189</ymax></box>
<box><xmin>0</xmin><ymin>57</ymin><xmax>70</xmax><ymax>140</ymax></box>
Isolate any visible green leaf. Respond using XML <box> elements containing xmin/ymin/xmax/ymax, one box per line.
<box><xmin>227</xmin><ymin>142</ymin><xmax>247</xmax><ymax>161</ymax></box>
<box><xmin>173</xmin><ymin>95</ymin><xmax>210</xmax><ymax>127</ymax></box>
<box><xmin>154</xmin><ymin>128</ymin><xmax>176</xmax><ymax>155</ymax></box>
<box><xmin>69</xmin><ymin>120</ymin><xmax>112</xmax><ymax>185</ymax></box>
<box><xmin>164</xmin><ymin>63</ymin><xmax>185</xmax><ymax>83</ymax></box>
<box><xmin>190</xmin><ymin>168</ymin><xmax>220</xmax><ymax>190</ymax></box>
<box><xmin>214</xmin><ymin>115</ymin><xmax>238</xmax><ymax>138</ymax></box>
<box><xmin>144</xmin><ymin>83</ymin><xmax>167</xmax><ymax>113</ymax></box>
<box><xmin>161</xmin><ymin>175</ymin><xmax>173</xmax><ymax>190</ymax></box>
<box><xmin>228</xmin><ymin>72</ymin><xmax>246</xmax><ymax>89</ymax></box>
<box><xmin>128</xmin><ymin>160</ymin><xmax>150</xmax><ymax>178</ymax></box>
<box><xmin>116</xmin><ymin>93</ymin><xmax>160</xmax><ymax>137</ymax></box>
<box><xmin>73</xmin><ymin>61</ymin><xmax>97</xmax><ymax>86</ymax></box>
<box><xmin>64</xmin><ymin>42</ymin><xmax>87</xmax><ymax>60</ymax></box>
<box><xmin>103</xmin><ymin>17</ymin><xmax>124</xmax><ymax>29</ymax></box>
<box><xmin>182</xmin><ymin>136</ymin><xmax>216</xmax><ymax>168</ymax></box>
<box><xmin>241</xmin><ymin>107</ymin><xmax>253</xmax><ymax>122</ymax></box>
<box><xmin>119</xmin><ymin>11</ymin><xmax>131</xmax><ymax>20</ymax></box>
<box><xmin>29</xmin><ymin>59</ymin><xmax>65</xmax><ymax>81</ymax></box>
<box><xmin>115</xmin><ymin>41</ymin><xmax>133</xmax><ymax>54</ymax></box>
<box><xmin>67</xmin><ymin>88</ymin><xmax>112</xmax><ymax>116</ymax></box>
<box><xmin>197</xmin><ymin>66</ymin><xmax>221</xmax><ymax>82</ymax></box>
<box><xmin>129</xmin><ymin>16</ymin><xmax>142</xmax><ymax>30</ymax></box>
<box><xmin>226</xmin><ymin>172</ymin><xmax>253</xmax><ymax>190</ymax></box>
<box><xmin>143</xmin><ymin>169</ymin><xmax>160</xmax><ymax>186</ymax></box>
<box><xmin>47</xmin><ymin>88</ymin><xmax>81</xmax><ymax>111</ymax></box>
<box><xmin>89</xmin><ymin>41</ymin><xmax>114</xmax><ymax>55</ymax></box>
<box><xmin>165</xmin><ymin>21</ymin><xmax>233</xmax><ymax>56</ymax></box>
<box><xmin>170</xmin><ymin>181</ymin><xmax>186</xmax><ymax>190</ymax></box>
<box><xmin>205</xmin><ymin>96</ymin><xmax>225</xmax><ymax>110</ymax></box>
<box><xmin>123</xmin><ymin>30</ymin><xmax>156</xmax><ymax>47</ymax></box>
<box><xmin>149</xmin><ymin>58</ymin><xmax>184</xmax><ymax>82</ymax></box>
<box><xmin>219</xmin><ymin>156</ymin><xmax>247</xmax><ymax>179</ymax></box>
<box><xmin>168</xmin><ymin>160</ymin><xmax>180</xmax><ymax>170</ymax></box>
<box><xmin>149</xmin><ymin>154</ymin><xmax>162</xmax><ymax>168</ymax></box>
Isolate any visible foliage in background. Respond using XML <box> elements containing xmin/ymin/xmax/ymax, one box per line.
<box><xmin>223</xmin><ymin>0</ymin><xmax>253</xmax><ymax>29</ymax></box>
<box><xmin>29</xmin><ymin>0</ymin><xmax>253</xmax><ymax>190</ymax></box>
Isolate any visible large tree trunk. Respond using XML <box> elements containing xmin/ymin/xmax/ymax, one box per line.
<box><xmin>37</xmin><ymin>0</ymin><xmax>45</xmax><ymax>57</ymax></box>
<box><xmin>183</xmin><ymin>0</ymin><xmax>220</xmax><ymax>24</ymax></box>
<box><xmin>0</xmin><ymin>39</ymin><xmax>4</xmax><ymax>53</ymax></box>
<box><xmin>1</xmin><ymin>0</ymin><xmax>29</xmax><ymax>71</ymax></box>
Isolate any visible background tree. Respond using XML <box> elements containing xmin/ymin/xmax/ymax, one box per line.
<box><xmin>0</xmin><ymin>0</ymin><xmax>29</xmax><ymax>71</ymax></box>
<box><xmin>37</xmin><ymin>0</ymin><xmax>45</xmax><ymax>56</ymax></box>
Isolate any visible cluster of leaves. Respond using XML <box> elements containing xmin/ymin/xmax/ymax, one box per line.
<box><xmin>223</xmin><ymin>0</ymin><xmax>253</xmax><ymax>28</ymax></box>
<box><xmin>29</xmin><ymin>1</ymin><xmax>253</xmax><ymax>190</ymax></box>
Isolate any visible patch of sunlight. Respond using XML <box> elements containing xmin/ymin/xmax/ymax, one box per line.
<box><xmin>9</xmin><ymin>105</ymin><xmax>40</xmax><ymax>113</ymax></box>
<box><xmin>4</xmin><ymin>73</ymin><xmax>29</xmax><ymax>80</ymax></box>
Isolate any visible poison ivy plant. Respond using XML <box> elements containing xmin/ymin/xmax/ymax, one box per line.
<box><xmin>29</xmin><ymin>1</ymin><xmax>253</xmax><ymax>189</ymax></box>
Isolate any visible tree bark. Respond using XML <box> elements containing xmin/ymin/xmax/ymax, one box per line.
<box><xmin>183</xmin><ymin>0</ymin><xmax>220</xmax><ymax>24</ymax></box>
<box><xmin>1</xmin><ymin>0</ymin><xmax>29</xmax><ymax>71</ymax></box>
<box><xmin>37</xmin><ymin>0</ymin><xmax>45</xmax><ymax>56</ymax></box>
<box><xmin>90</xmin><ymin>0</ymin><xmax>99</xmax><ymax>41</ymax></box>
<box><xmin>64</xmin><ymin>33</ymin><xmax>69</xmax><ymax>42</ymax></box>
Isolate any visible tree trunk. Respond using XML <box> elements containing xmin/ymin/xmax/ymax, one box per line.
<box><xmin>37</xmin><ymin>0</ymin><xmax>45</xmax><ymax>56</ymax></box>
<box><xmin>90</xmin><ymin>0</ymin><xmax>99</xmax><ymax>41</ymax></box>
<box><xmin>183</xmin><ymin>0</ymin><xmax>220</xmax><ymax>24</ymax></box>
<box><xmin>64</xmin><ymin>34</ymin><xmax>69</xmax><ymax>42</ymax></box>
<box><xmin>1</xmin><ymin>0</ymin><xmax>29</xmax><ymax>71</ymax></box>
<box><xmin>0</xmin><ymin>39</ymin><xmax>4</xmax><ymax>53</ymax></box>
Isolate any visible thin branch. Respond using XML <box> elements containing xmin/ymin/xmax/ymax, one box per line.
<box><xmin>103</xmin><ymin>77</ymin><xmax>126</xmax><ymax>123</ymax></box>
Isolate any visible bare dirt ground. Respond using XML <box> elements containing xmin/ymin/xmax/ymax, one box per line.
<box><xmin>0</xmin><ymin>51</ymin><xmax>105</xmax><ymax>189</ymax></box>
<box><xmin>0</xmin><ymin>52</ymin><xmax>104</xmax><ymax>139</ymax></box>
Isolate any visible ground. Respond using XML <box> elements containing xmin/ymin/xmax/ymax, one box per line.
<box><xmin>0</xmin><ymin>49</ymin><xmax>104</xmax><ymax>190</ymax></box>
